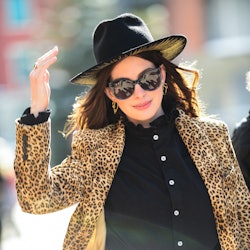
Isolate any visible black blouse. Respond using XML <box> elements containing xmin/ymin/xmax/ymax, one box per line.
<box><xmin>104</xmin><ymin>109</ymin><xmax>221</xmax><ymax>250</ymax></box>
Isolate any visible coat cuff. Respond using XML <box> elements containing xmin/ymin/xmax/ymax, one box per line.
<box><xmin>19</xmin><ymin>107</ymin><xmax>51</xmax><ymax>125</ymax></box>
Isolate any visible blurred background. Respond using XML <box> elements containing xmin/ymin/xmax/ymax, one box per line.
<box><xmin>0</xmin><ymin>0</ymin><xmax>249</xmax><ymax>249</ymax></box>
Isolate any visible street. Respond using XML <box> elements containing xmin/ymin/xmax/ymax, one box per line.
<box><xmin>2</xmin><ymin>203</ymin><xmax>76</xmax><ymax>250</ymax></box>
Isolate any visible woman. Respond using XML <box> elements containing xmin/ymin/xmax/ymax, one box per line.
<box><xmin>14</xmin><ymin>13</ymin><xmax>249</xmax><ymax>250</ymax></box>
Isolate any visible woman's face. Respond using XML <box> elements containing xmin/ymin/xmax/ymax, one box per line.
<box><xmin>105</xmin><ymin>56</ymin><xmax>166</xmax><ymax>127</ymax></box>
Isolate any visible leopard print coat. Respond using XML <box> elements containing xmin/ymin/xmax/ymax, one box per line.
<box><xmin>14</xmin><ymin>109</ymin><xmax>250</xmax><ymax>250</ymax></box>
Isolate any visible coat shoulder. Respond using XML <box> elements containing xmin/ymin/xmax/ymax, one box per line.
<box><xmin>71</xmin><ymin>122</ymin><xmax>125</xmax><ymax>156</ymax></box>
<box><xmin>176</xmin><ymin>109</ymin><xmax>228</xmax><ymax>134</ymax></box>
<box><xmin>198</xmin><ymin>115</ymin><xmax>229</xmax><ymax>133</ymax></box>
<box><xmin>73</xmin><ymin>122</ymin><xmax>124</xmax><ymax>139</ymax></box>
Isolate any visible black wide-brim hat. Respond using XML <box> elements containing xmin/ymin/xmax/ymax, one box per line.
<box><xmin>70</xmin><ymin>13</ymin><xmax>187</xmax><ymax>85</ymax></box>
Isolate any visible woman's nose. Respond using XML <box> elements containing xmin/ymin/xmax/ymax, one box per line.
<box><xmin>133</xmin><ymin>83</ymin><xmax>146</xmax><ymax>98</ymax></box>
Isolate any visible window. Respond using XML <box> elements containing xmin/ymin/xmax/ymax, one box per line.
<box><xmin>4</xmin><ymin>0</ymin><xmax>33</xmax><ymax>27</ymax></box>
<box><xmin>205</xmin><ymin>0</ymin><xmax>250</xmax><ymax>56</ymax></box>
<box><xmin>206</xmin><ymin>0</ymin><xmax>250</xmax><ymax>39</ymax></box>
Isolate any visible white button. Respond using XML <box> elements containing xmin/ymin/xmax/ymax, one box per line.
<box><xmin>169</xmin><ymin>180</ymin><xmax>175</xmax><ymax>185</ymax></box>
<box><xmin>177</xmin><ymin>241</ymin><xmax>183</xmax><ymax>247</ymax></box>
<box><xmin>174</xmin><ymin>210</ymin><xmax>180</xmax><ymax>216</ymax></box>
<box><xmin>161</xmin><ymin>155</ymin><xmax>167</xmax><ymax>161</ymax></box>
<box><xmin>153</xmin><ymin>134</ymin><xmax>159</xmax><ymax>140</ymax></box>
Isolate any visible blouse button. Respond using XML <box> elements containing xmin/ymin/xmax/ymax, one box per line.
<box><xmin>169</xmin><ymin>180</ymin><xmax>175</xmax><ymax>186</ymax></box>
<box><xmin>153</xmin><ymin>134</ymin><xmax>159</xmax><ymax>140</ymax></box>
<box><xmin>160</xmin><ymin>155</ymin><xmax>167</xmax><ymax>162</ymax></box>
<box><xmin>177</xmin><ymin>241</ymin><xmax>183</xmax><ymax>247</ymax></box>
<box><xmin>174</xmin><ymin>210</ymin><xmax>180</xmax><ymax>216</ymax></box>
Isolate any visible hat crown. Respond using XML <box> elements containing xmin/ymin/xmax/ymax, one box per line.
<box><xmin>71</xmin><ymin>13</ymin><xmax>187</xmax><ymax>85</ymax></box>
<box><xmin>93</xmin><ymin>13</ymin><xmax>154</xmax><ymax>64</ymax></box>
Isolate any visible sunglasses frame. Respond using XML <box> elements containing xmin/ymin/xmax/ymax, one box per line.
<box><xmin>108</xmin><ymin>66</ymin><xmax>162</xmax><ymax>100</ymax></box>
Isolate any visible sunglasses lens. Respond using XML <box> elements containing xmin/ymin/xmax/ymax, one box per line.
<box><xmin>112</xmin><ymin>79</ymin><xmax>134</xmax><ymax>99</ymax></box>
<box><xmin>140</xmin><ymin>67</ymin><xmax>161</xmax><ymax>91</ymax></box>
<box><xmin>109</xmin><ymin>67</ymin><xmax>161</xmax><ymax>100</ymax></box>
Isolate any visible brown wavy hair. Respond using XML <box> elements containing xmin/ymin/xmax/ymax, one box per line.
<box><xmin>63</xmin><ymin>51</ymin><xmax>202</xmax><ymax>136</ymax></box>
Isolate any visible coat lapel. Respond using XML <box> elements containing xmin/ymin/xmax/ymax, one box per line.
<box><xmin>175</xmin><ymin>111</ymin><xmax>221</xmax><ymax>186</ymax></box>
<box><xmin>175</xmin><ymin>110</ymin><xmax>237</xmax><ymax>249</ymax></box>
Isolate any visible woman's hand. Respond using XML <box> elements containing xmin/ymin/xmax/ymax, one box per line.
<box><xmin>30</xmin><ymin>46</ymin><xmax>58</xmax><ymax>117</ymax></box>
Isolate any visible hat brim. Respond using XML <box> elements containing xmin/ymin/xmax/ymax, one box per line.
<box><xmin>70</xmin><ymin>35</ymin><xmax>187</xmax><ymax>85</ymax></box>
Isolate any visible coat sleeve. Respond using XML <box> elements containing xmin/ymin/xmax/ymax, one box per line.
<box><xmin>14</xmin><ymin>119</ymin><xmax>92</xmax><ymax>214</ymax></box>
<box><xmin>220</xmin><ymin>123</ymin><xmax>250</xmax><ymax>248</ymax></box>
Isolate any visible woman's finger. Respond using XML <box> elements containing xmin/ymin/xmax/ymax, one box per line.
<box><xmin>32</xmin><ymin>46</ymin><xmax>58</xmax><ymax>73</ymax></box>
<box><xmin>36</xmin><ymin>46</ymin><xmax>59</xmax><ymax>64</ymax></box>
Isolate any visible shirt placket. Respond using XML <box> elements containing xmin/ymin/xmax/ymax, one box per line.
<box><xmin>152</xmin><ymin>128</ymin><xmax>184</xmax><ymax>249</ymax></box>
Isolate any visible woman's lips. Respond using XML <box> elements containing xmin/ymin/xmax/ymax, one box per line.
<box><xmin>133</xmin><ymin>100</ymin><xmax>151</xmax><ymax>110</ymax></box>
